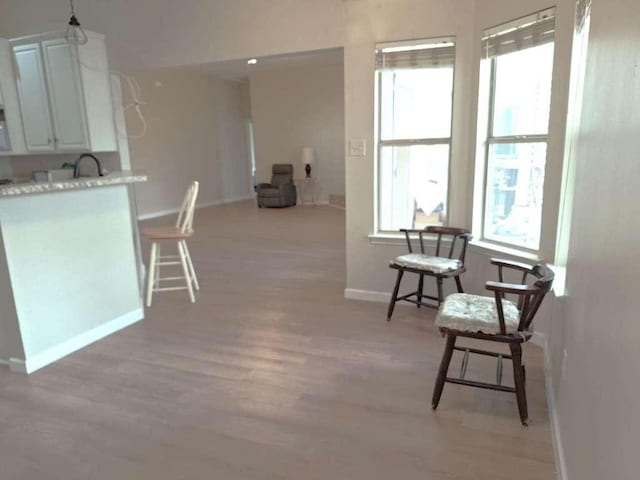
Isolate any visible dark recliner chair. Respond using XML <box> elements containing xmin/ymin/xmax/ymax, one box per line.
<box><xmin>256</xmin><ymin>164</ymin><xmax>297</xmax><ymax>208</ymax></box>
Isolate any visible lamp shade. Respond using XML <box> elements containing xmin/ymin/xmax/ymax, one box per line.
<box><xmin>301</xmin><ymin>147</ymin><xmax>315</xmax><ymax>166</ymax></box>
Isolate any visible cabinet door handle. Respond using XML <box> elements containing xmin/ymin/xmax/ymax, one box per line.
<box><xmin>47</xmin><ymin>138</ymin><xmax>52</xmax><ymax>144</ymax></box>
<box><xmin>54</xmin><ymin>137</ymin><xmax>58</xmax><ymax>143</ymax></box>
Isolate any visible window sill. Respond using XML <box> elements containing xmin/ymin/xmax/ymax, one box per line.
<box><xmin>468</xmin><ymin>240</ymin><xmax>542</xmax><ymax>262</ymax></box>
<box><xmin>368</xmin><ymin>233</ymin><xmax>407</xmax><ymax>246</ymax></box>
<box><xmin>369</xmin><ymin>234</ymin><xmax>544</xmax><ymax>264</ymax></box>
<box><xmin>368</xmin><ymin>232</ymin><xmax>541</xmax><ymax>262</ymax></box>
<box><xmin>548</xmin><ymin>264</ymin><xmax>568</xmax><ymax>297</ymax></box>
<box><xmin>369</xmin><ymin>234</ymin><xmax>566</xmax><ymax>295</ymax></box>
<box><xmin>368</xmin><ymin>232</ymin><xmax>449</xmax><ymax>247</ymax></box>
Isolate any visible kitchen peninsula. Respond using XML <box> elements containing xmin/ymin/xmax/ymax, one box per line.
<box><xmin>0</xmin><ymin>172</ymin><xmax>146</xmax><ymax>373</ymax></box>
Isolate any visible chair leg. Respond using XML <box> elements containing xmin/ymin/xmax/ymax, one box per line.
<box><xmin>417</xmin><ymin>274</ymin><xmax>424</xmax><ymax>308</ymax></box>
<box><xmin>387</xmin><ymin>269</ymin><xmax>404</xmax><ymax>321</ymax></box>
<box><xmin>510</xmin><ymin>343</ymin><xmax>529</xmax><ymax>426</ymax></box>
<box><xmin>146</xmin><ymin>242</ymin><xmax>158</xmax><ymax>307</ymax></box>
<box><xmin>181</xmin><ymin>240</ymin><xmax>199</xmax><ymax>291</ymax></box>
<box><xmin>436</xmin><ymin>277</ymin><xmax>444</xmax><ymax>308</ymax></box>
<box><xmin>455</xmin><ymin>275</ymin><xmax>464</xmax><ymax>293</ymax></box>
<box><xmin>178</xmin><ymin>240</ymin><xmax>196</xmax><ymax>303</ymax></box>
<box><xmin>154</xmin><ymin>243</ymin><xmax>162</xmax><ymax>286</ymax></box>
<box><xmin>432</xmin><ymin>334</ymin><xmax>456</xmax><ymax>410</ymax></box>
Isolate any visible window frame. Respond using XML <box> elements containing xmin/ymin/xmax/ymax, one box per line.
<box><xmin>474</xmin><ymin>12</ymin><xmax>556</xmax><ymax>255</ymax></box>
<box><xmin>374</xmin><ymin>36</ymin><xmax>457</xmax><ymax>234</ymax></box>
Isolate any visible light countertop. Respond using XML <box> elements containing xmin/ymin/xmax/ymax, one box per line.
<box><xmin>0</xmin><ymin>171</ymin><xmax>147</xmax><ymax>197</ymax></box>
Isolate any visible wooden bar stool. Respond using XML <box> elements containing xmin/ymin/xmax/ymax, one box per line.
<box><xmin>142</xmin><ymin>181</ymin><xmax>199</xmax><ymax>307</ymax></box>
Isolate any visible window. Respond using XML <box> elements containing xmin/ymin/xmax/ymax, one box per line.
<box><xmin>476</xmin><ymin>9</ymin><xmax>555</xmax><ymax>251</ymax></box>
<box><xmin>375</xmin><ymin>38</ymin><xmax>455</xmax><ymax>232</ymax></box>
<box><xmin>553</xmin><ymin>0</ymin><xmax>591</xmax><ymax>293</ymax></box>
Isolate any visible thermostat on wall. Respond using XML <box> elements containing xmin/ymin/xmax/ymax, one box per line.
<box><xmin>349</xmin><ymin>139</ymin><xmax>366</xmax><ymax>157</ymax></box>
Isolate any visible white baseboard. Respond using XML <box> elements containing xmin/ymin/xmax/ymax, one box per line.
<box><xmin>224</xmin><ymin>194</ymin><xmax>255</xmax><ymax>204</ymax></box>
<box><xmin>344</xmin><ymin>288</ymin><xmax>390</xmax><ymax>303</ymax></box>
<box><xmin>9</xmin><ymin>308</ymin><xmax>144</xmax><ymax>374</ymax></box>
<box><xmin>538</xmin><ymin>333</ymin><xmax>568</xmax><ymax>480</ymax></box>
<box><xmin>138</xmin><ymin>195</ymin><xmax>254</xmax><ymax>220</ymax></box>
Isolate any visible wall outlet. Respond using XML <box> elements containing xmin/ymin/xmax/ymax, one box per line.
<box><xmin>349</xmin><ymin>139</ymin><xmax>366</xmax><ymax>157</ymax></box>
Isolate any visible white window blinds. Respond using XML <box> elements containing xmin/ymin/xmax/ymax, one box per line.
<box><xmin>375</xmin><ymin>38</ymin><xmax>455</xmax><ymax>70</ymax></box>
<box><xmin>481</xmin><ymin>8</ymin><xmax>555</xmax><ymax>59</ymax></box>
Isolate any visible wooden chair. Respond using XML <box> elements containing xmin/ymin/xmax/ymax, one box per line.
<box><xmin>431</xmin><ymin>259</ymin><xmax>554</xmax><ymax>425</ymax></box>
<box><xmin>142</xmin><ymin>181</ymin><xmax>199</xmax><ymax>307</ymax></box>
<box><xmin>387</xmin><ymin>226</ymin><xmax>472</xmax><ymax>320</ymax></box>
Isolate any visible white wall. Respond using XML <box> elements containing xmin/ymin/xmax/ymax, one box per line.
<box><xmin>249</xmin><ymin>62</ymin><xmax>345</xmax><ymax>203</ymax></box>
<box><xmin>215</xmin><ymin>79</ymin><xmax>253</xmax><ymax>202</ymax></box>
<box><xmin>548</xmin><ymin>1</ymin><xmax>640</xmax><ymax>478</ymax></box>
<box><xmin>123</xmin><ymin>69</ymin><xmax>251</xmax><ymax>217</ymax></box>
<box><xmin>0</xmin><ymin>0</ymin><xmax>345</xmax><ymax>71</ymax></box>
<box><xmin>344</xmin><ymin>0</ymin><xmax>473</xmax><ymax>298</ymax></box>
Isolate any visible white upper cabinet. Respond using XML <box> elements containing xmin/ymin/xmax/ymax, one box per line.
<box><xmin>11</xmin><ymin>31</ymin><xmax>117</xmax><ymax>153</ymax></box>
<box><xmin>0</xmin><ymin>38</ymin><xmax>27</xmax><ymax>154</ymax></box>
<box><xmin>41</xmin><ymin>39</ymin><xmax>89</xmax><ymax>151</ymax></box>
<box><xmin>13</xmin><ymin>43</ymin><xmax>55</xmax><ymax>152</ymax></box>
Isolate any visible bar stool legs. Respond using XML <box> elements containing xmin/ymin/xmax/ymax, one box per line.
<box><xmin>146</xmin><ymin>242</ymin><xmax>158</xmax><ymax>307</ymax></box>
<box><xmin>181</xmin><ymin>240</ymin><xmax>199</xmax><ymax>291</ymax></box>
<box><xmin>177</xmin><ymin>240</ymin><xmax>195</xmax><ymax>303</ymax></box>
<box><xmin>145</xmin><ymin>240</ymin><xmax>198</xmax><ymax>307</ymax></box>
<box><xmin>142</xmin><ymin>181</ymin><xmax>200</xmax><ymax>308</ymax></box>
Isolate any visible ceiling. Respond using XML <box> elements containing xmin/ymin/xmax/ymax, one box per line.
<box><xmin>189</xmin><ymin>48</ymin><xmax>344</xmax><ymax>82</ymax></box>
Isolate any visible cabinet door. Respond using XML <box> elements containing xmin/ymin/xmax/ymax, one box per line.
<box><xmin>42</xmin><ymin>39</ymin><xmax>89</xmax><ymax>151</ymax></box>
<box><xmin>13</xmin><ymin>43</ymin><xmax>55</xmax><ymax>152</ymax></box>
<box><xmin>0</xmin><ymin>39</ymin><xmax>27</xmax><ymax>154</ymax></box>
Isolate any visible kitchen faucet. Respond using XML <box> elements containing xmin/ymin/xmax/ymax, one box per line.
<box><xmin>73</xmin><ymin>153</ymin><xmax>104</xmax><ymax>178</ymax></box>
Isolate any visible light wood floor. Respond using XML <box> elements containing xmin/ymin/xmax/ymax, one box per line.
<box><xmin>0</xmin><ymin>201</ymin><xmax>555</xmax><ymax>479</ymax></box>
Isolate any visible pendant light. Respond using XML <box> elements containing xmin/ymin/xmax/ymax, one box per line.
<box><xmin>65</xmin><ymin>0</ymin><xmax>88</xmax><ymax>46</ymax></box>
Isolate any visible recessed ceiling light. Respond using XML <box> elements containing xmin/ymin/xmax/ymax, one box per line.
<box><xmin>247</xmin><ymin>58</ymin><xmax>258</xmax><ymax>65</ymax></box>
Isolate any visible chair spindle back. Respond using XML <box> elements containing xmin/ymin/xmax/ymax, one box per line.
<box><xmin>176</xmin><ymin>181</ymin><xmax>200</xmax><ymax>234</ymax></box>
<box><xmin>401</xmin><ymin>226</ymin><xmax>471</xmax><ymax>263</ymax></box>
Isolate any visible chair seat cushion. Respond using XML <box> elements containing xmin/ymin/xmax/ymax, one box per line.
<box><xmin>391</xmin><ymin>253</ymin><xmax>462</xmax><ymax>274</ymax></box>
<box><xmin>435</xmin><ymin>293</ymin><xmax>520</xmax><ymax>334</ymax></box>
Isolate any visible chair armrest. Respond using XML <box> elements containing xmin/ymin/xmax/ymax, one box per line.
<box><xmin>280</xmin><ymin>183</ymin><xmax>297</xmax><ymax>204</ymax></box>
<box><xmin>485</xmin><ymin>280</ymin><xmax>540</xmax><ymax>295</ymax></box>
<box><xmin>256</xmin><ymin>183</ymin><xmax>272</xmax><ymax>191</ymax></box>
<box><xmin>490</xmin><ymin>258</ymin><xmax>533</xmax><ymax>273</ymax></box>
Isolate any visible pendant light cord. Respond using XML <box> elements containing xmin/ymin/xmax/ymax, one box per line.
<box><xmin>66</xmin><ymin>0</ymin><xmax>148</xmax><ymax>139</ymax></box>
